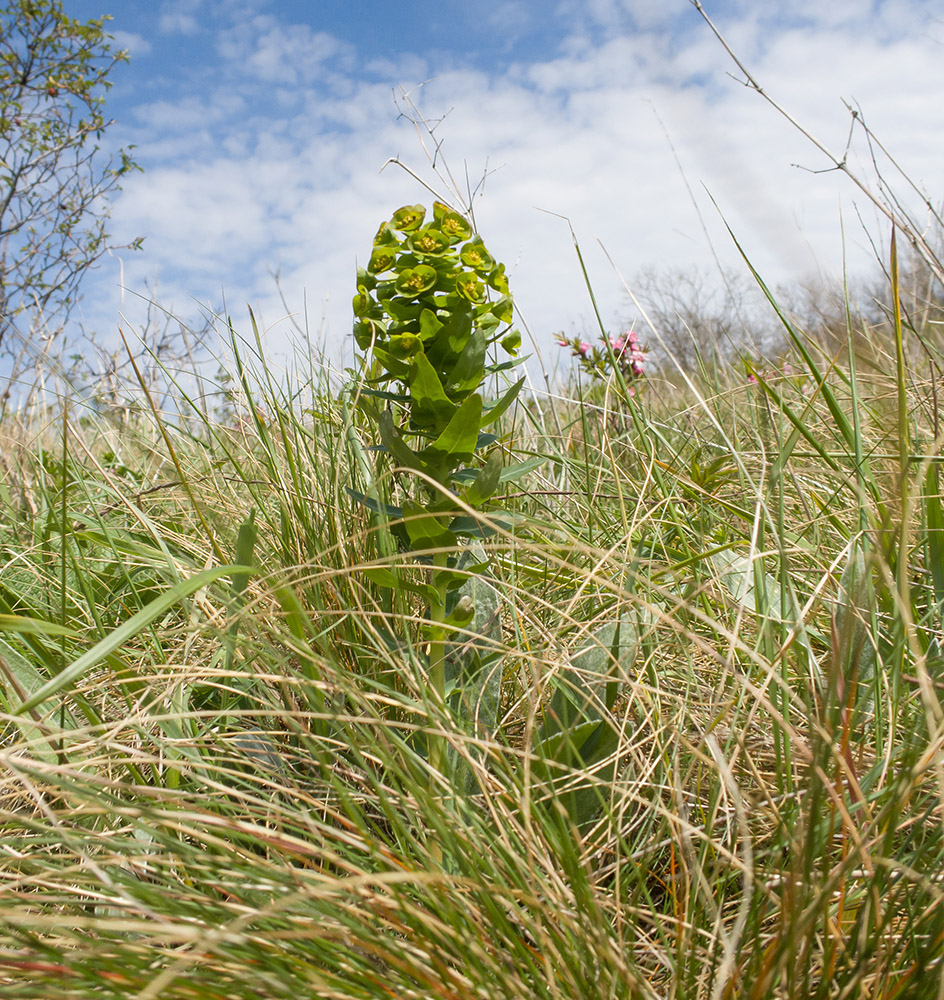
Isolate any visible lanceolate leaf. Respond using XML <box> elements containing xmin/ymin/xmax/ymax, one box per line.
<box><xmin>345</xmin><ymin>487</ymin><xmax>403</xmax><ymax>519</ymax></box>
<box><xmin>409</xmin><ymin>352</ymin><xmax>457</xmax><ymax>430</ymax></box>
<box><xmin>464</xmin><ymin>451</ymin><xmax>502</xmax><ymax>507</ymax></box>
<box><xmin>441</xmin><ymin>302</ymin><xmax>475</xmax><ymax>359</ymax></box>
<box><xmin>232</xmin><ymin>510</ymin><xmax>257</xmax><ymax>597</ymax></box>
<box><xmin>926</xmin><ymin>463</ymin><xmax>944</xmax><ymax>611</ymax></box>
<box><xmin>539</xmin><ymin>616</ymin><xmax>640</xmax><ymax>742</ymax></box>
<box><xmin>423</xmin><ymin>394</ymin><xmax>483</xmax><ymax>470</ymax></box>
<box><xmin>447</xmin><ymin>328</ymin><xmax>486</xmax><ymax>394</ymax></box>
<box><xmin>499</xmin><ymin>455</ymin><xmax>545</xmax><ymax>482</ymax></box>
<box><xmin>0</xmin><ymin>615</ymin><xmax>75</xmax><ymax>638</ymax></box>
<box><xmin>14</xmin><ymin>565</ymin><xmax>249</xmax><ymax>717</ymax></box>
<box><xmin>481</xmin><ymin>376</ymin><xmax>526</xmax><ymax>427</ymax></box>
<box><xmin>379</xmin><ymin>410</ymin><xmax>430</xmax><ymax>477</ymax></box>
<box><xmin>402</xmin><ymin>501</ymin><xmax>457</xmax><ymax>552</ymax></box>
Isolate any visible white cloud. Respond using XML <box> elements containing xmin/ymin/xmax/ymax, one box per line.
<box><xmin>159</xmin><ymin>12</ymin><xmax>200</xmax><ymax>35</ymax></box>
<box><xmin>216</xmin><ymin>16</ymin><xmax>353</xmax><ymax>86</ymax></box>
<box><xmin>108</xmin><ymin>30</ymin><xmax>152</xmax><ymax>56</ymax></box>
<box><xmin>88</xmin><ymin>4</ymin><xmax>944</xmax><ymax>374</ymax></box>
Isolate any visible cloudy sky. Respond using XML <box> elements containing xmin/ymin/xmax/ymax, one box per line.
<box><xmin>66</xmin><ymin>0</ymin><xmax>944</xmax><ymax>374</ymax></box>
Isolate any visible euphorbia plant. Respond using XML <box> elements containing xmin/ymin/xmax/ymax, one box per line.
<box><xmin>350</xmin><ymin>202</ymin><xmax>526</xmax><ymax>776</ymax></box>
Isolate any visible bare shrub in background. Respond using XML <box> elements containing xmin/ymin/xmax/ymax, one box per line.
<box><xmin>627</xmin><ymin>264</ymin><xmax>787</xmax><ymax>372</ymax></box>
<box><xmin>0</xmin><ymin>0</ymin><xmax>141</xmax><ymax>362</ymax></box>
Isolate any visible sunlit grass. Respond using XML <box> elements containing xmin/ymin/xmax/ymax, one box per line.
<box><xmin>2</xmin><ymin>245</ymin><xmax>944</xmax><ymax>999</ymax></box>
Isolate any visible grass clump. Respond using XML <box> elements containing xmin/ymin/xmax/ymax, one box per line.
<box><xmin>1</xmin><ymin>215</ymin><xmax>944</xmax><ymax>1000</ymax></box>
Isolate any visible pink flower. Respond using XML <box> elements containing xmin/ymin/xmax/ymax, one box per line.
<box><xmin>747</xmin><ymin>373</ymin><xmax>757</xmax><ymax>384</ymax></box>
<box><xmin>626</xmin><ymin>330</ymin><xmax>639</xmax><ymax>345</ymax></box>
<box><xmin>609</xmin><ymin>335</ymin><xmax>626</xmax><ymax>352</ymax></box>
<box><xmin>578</xmin><ymin>340</ymin><xmax>591</xmax><ymax>357</ymax></box>
<box><xmin>557</xmin><ymin>338</ymin><xmax>569</xmax><ymax>348</ymax></box>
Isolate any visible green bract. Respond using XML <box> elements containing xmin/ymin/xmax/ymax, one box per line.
<box><xmin>352</xmin><ymin>204</ymin><xmax>523</xmax><ymax>480</ymax></box>
<box><xmin>368</xmin><ymin>247</ymin><xmax>397</xmax><ymax>273</ymax></box>
<box><xmin>434</xmin><ymin>201</ymin><xmax>473</xmax><ymax>243</ymax></box>
<box><xmin>391</xmin><ymin>204</ymin><xmax>426</xmax><ymax>231</ymax></box>
<box><xmin>395</xmin><ymin>265</ymin><xmax>438</xmax><ymax>298</ymax></box>
<box><xmin>460</xmin><ymin>238</ymin><xmax>495</xmax><ymax>273</ymax></box>
<box><xmin>456</xmin><ymin>273</ymin><xmax>486</xmax><ymax>303</ymax></box>
<box><xmin>408</xmin><ymin>228</ymin><xmax>450</xmax><ymax>257</ymax></box>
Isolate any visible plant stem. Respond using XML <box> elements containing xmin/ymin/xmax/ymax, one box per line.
<box><xmin>427</xmin><ymin>550</ymin><xmax>450</xmax><ymax>781</ymax></box>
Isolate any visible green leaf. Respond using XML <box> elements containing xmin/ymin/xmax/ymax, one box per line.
<box><xmin>352</xmin><ymin>285</ymin><xmax>373</xmax><ymax>317</ymax></box>
<box><xmin>370</xmin><ymin>345</ymin><xmax>411</xmax><ymax>379</ymax></box>
<box><xmin>464</xmin><ymin>451</ymin><xmax>502</xmax><ymax>507</ymax></box>
<box><xmin>448</xmin><ymin>513</ymin><xmax>519</xmax><ymax>539</ymax></box>
<box><xmin>539</xmin><ymin>617</ymin><xmax>640</xmax><ymax>741</ymax></box>
<box><xmin>481</xmin><ymin>376</ymin><xmax>525</xmax><ymax>427</ymax></box>
<box><xmin>402</xmin><ymin>501</ymin><xmax>457</xmax><ymax>552</ymax></box>
<box><xmin>498</xmin><ymin>455</ymin><xmax>545</xmax><ymax>482</ymax></box>
<box><xmin>444</xmin><ymin>595</ymin><xmax>475</xmax><ymax>629</ymax></box>
<box><xmin>426</xmin><ymin>301</ymin><xmax>474</xmax><ymax>367</ymax></box>
<box><xmin>0</xmin><ymin>639</ymin><xmax>75</xmax><ymax>763</ymax></box>
<box><xmin>500</xmin><ymin>329</ymin><xmax>521</xmax><ymax>355</ymax></box>
<box><xmin>444</xmin><ymin>543</ymin><xmax>504</xmax><ymax>792</ymax></box>
<box><xmin>926</xmin><ymin>464</ymin><xmax>944</xmax><ymax>610</ymax></box>
<box><xmin>534</xmin><ymin>718</ymin><xmax>610</xmax><ymax>769</ymax></box>
<box><xmin>434</xmin><ymin>565</ymin><xmax>475</xmax><ymax>591</ymax></box>
<box><xmin>447</xmin><ymin>327</ymin><xmax>486</xmax><ymax>394</ymax></box>
<box><xmin>409</xmin><ymin>352</ymin><xmax>457</xmax><ymax>430</ymax></box>
<box><xmin>379</xmin><ymin>410</ymin><xmax>430</xmax><ymax>476</ymax></box>
<box><xmin>14</xmin><ymin>565</ymin><xmax>248</xmax><ymax>717</ymax></box>
<box><xmin>711</xmin><ymin>547</ymin><xmax>788</xmax><ymax>621</ymax></box>
<box><xmin>232</xmin><ymin>509</ymin><xmax>257</xmax><ymax>597</ymax></box>
<box><xmin>423</xmin><ymin>394</ymin><xmax>483</xmax><ymax>468</ymax></box>
<box><xmin>419</xmin><ymin>307</ymin><xmax>444</xmax><ymax>341</ymax></box>
<box><xmin>0</xmin><ymin>614</ymin><xmax>75</xmax><ymax>638</ymax></box>
<box><xmin>492</xmin><ymin>297</ymin><xmax>515</xmax><ymax>325</ymax></box>
<box><xmin>485</xmin><ymin>356</ymin><xmax>530</xmax><ymax>376</ymax></box>
<box><xmin>835</xmin><ymin>539</ymin><xmax>876</xmax><ymax>684</ymax></box>
<box><xmin>361</xmin><ymin>566</ymin><xmax>400</xmax><ymax>589</ymax></box>
<box><xmin>381</xmin><ymin>296</ymin><xmax>423</xmax><ymax>322</ymax></box>
<box><xmin>487</xmin><ymin>262</ymin><xmax>510</xmax><ymax>293</ymax></box>
<box><xmin>353</xmin><ymin>387</ymin><xmax>410</xmax><ymax>403</ymax></box>
<box><xmin>345</xmin><ymin>487</ymin><xmax>403</xmax><ymax>519</ymax></box>
<box><xmin>531</xmin><ymin>720</ymin><xmax>620</xmax><ymax>827</ymax></box>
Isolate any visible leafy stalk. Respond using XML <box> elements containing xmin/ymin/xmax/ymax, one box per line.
<box><xmin>350</xmin><ymin>202</ymin><xmax>525</xmax><ymax>785</ymax></box>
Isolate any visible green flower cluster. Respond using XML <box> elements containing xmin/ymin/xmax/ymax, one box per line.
<box><xmin>353</xmin><ymin>202</ymin><xmax>521</xmax><ymax>466</ymax></box>
<box><xmin>351</xmin><ymin>202</ymin><xmax>529</xmax><ymax>554</ymax></box>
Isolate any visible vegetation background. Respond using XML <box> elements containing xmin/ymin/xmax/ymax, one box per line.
<box><xmin>3</xmin><ymin>2</ymin><xmax>944</xmax><ymax>998</ymax></box>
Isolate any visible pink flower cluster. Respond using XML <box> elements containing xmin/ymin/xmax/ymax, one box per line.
<box><xmin>556</xmin><ymin>329</ymin><xmax>647</xmax><ymax>387</ymax></box>
<box><xmin>609</xmin><ymin>330</ymin><xmax>645</xmax><ymax>376</ymax></box>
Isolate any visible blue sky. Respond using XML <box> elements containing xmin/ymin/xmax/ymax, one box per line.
<box><xmin>60</xmin><ymin>0</ymin><xmax>944</xmax><ymax>373</ymax></box>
